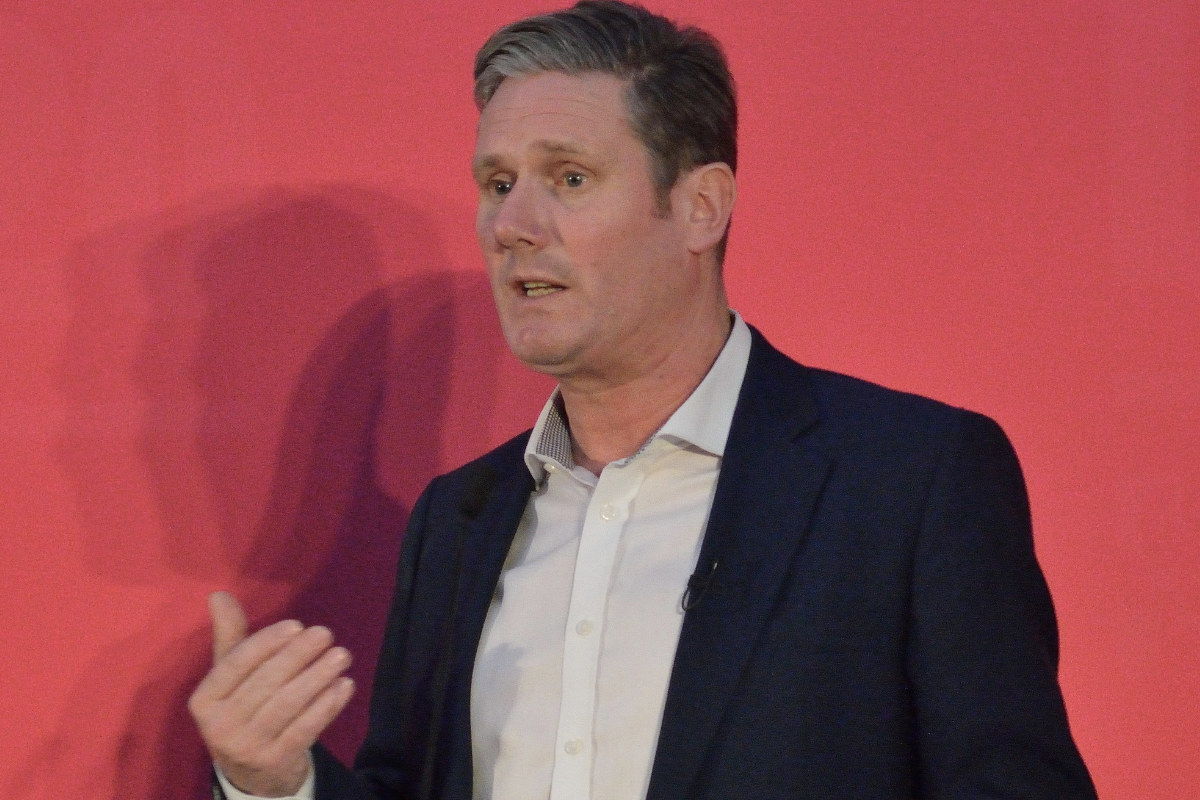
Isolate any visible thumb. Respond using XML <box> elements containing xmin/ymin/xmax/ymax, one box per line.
<box><xmin>208</xmin><ymin>591</ymin><xmax>249</xmax><ymax>664</ymax></box>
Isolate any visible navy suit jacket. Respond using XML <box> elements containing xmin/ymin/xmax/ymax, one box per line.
<box><xmin>306</xmin><ymin>326</ymin><xmax>1097</xmax><ymax>799</ymax></box>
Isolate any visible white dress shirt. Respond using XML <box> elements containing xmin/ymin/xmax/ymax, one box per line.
<box><xmin>471</xmin><ymin>313</ymin><xmax>750</xmax><ymax>800</ymax></box>
<box><xmin>218</xmin><ymin>313</ymin><xmax>752</xmax><ymax>800</ymax></box>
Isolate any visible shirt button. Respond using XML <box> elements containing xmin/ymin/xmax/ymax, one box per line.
<box><xmin>575</xmin><ymin>619</ymin><xmax>593</xmax><ymax>636</ymax></box>
<box><xmin>564</xmin><ymin>738</ymin><xmax>583</xmax><ymax>756</ymax></box>
<box><xmin>545</xmin><ymin>463</ymin><xmax>557</xmax><ymax>474</ymax></box>
<box><xmin>599</xmin><ymin>503</ymin><xmax>616</xmax><ymax>521</ymax></box>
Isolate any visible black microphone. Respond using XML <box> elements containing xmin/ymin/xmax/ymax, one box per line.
<box><xmin>420</xmin><ymin>463</ymin><xmax>497</xmax><ymax>800</ymax></box>
<box><xmin>459</xmin><ymin>464</ymin><xmax>498</xmax><ymax>520</ymax></box>
<box><xmin>682</xmin><ymin>559</ymin><xmax>719</xmax><ymax>611</ymax></box>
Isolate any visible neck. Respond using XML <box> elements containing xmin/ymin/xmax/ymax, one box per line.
<box><xmin>559</xmin><ymin>307</ymin><xmax>732</xmax><ymax>475</ymax></box>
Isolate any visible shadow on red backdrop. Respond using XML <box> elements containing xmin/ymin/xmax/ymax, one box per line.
<box><xmin>17</xmin><ymin>187</ymin><xmax>535</xmax><ymax>797</ymax></box>
<box><xmin>3</xmin><ymin>3</ymin><xmax>1197</xmax><ymax>797</ymax></box>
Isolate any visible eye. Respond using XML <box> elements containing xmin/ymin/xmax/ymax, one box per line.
<box><xmin>562</xmin><ymin>172</ymin><xmax>586</xmax><ymax>188</ymax></box>
<box><xmin>491</xmin><ymin>179</ymin><xmax>514</xmax><ymax>196</ymax></box>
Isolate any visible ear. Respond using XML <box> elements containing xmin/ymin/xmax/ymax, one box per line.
<box><xmin>674</xmin><ymin>162</ymin><xmax>736</xmax><ymax>256</ymax></box>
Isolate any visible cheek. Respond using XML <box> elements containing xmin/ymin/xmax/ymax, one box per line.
<box><xmin>476</xmin><ymin>210</ymin><xmax>505</xmax><ymax>283</ymax></box>
<box><xmin>573</xmin><ymin>213</ymin><xmax>669</xmax><ymax>284</ymax></box>
<box><xmin>562</xmin><ymin>207</ymin><xmax>646</xmax><ymax>267</ymax></box>
<box><xmin>475</xmin><ymin>205</ymin><xmax>493</xmax><ymax>248</ymax></box>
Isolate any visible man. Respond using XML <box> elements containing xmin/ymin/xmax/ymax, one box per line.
<box><xmin>189</xmin><ymin>2</ymin><xmax>1098</xmax><ymax>798</ymax></box>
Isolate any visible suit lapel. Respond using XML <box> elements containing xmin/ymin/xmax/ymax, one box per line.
<box><xmin>647</xmin><ymin>330</ymin><xmax>831</xmax><ymax>800</ymax></box>
<box><xmin>453</xmin><ymin>461</ymin><xmax>535</xmax><ymax>667</ymax></box>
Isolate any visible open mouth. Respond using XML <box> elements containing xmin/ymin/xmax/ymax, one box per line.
<box><xmin>522</xmin><ymin>281</ymin><xmax>565</xmax><ymax>298</ymax></box>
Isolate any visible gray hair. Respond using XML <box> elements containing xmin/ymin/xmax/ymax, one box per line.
<box><xmin>474</xmin><ymin>1</ymin><xmax>736</xmax><ymax>258</ymax></box>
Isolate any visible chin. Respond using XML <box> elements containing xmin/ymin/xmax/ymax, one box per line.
<box><xmin>504</xmin><ymin>335</ymin><xmax>577</xmax><ymax>376</ymax></box>
<box><xmin>511</xmin><ymin>348</ymin><xmax>573</xmax><ymax>376</ymax></box>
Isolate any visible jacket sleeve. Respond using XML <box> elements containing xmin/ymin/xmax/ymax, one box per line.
<box><xmin>907</xmin><ymin>411</ymin><xmax>1097</xmax><ymax>798</ymax></box>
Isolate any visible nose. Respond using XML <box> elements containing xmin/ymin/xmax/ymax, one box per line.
<box><xmin>488</xmin><ymin>178</ymin><xmax>547</xmax><ymax>251</ymax></box>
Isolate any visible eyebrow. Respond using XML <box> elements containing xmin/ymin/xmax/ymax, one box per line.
<box><xmin>472</xmin><ymin>140</ymin><xmax>596</xmax><ymax>174</ymax></box>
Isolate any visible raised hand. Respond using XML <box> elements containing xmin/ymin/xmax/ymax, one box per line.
<box><xmin>188</xmin><ymin>592</ymin><xmax>356</xmax><ymax>797</ymax></box>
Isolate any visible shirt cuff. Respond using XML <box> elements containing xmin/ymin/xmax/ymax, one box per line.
<box><xmin>213</xmin><ymin>751</ymin><xmax>315</xmax><ymax>800</ymax></box>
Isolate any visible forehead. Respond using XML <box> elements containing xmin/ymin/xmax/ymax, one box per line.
<box><xmin>473</xmin><ymin>71</ymin><xmax>638</xmax><ymax>162</ymax></box>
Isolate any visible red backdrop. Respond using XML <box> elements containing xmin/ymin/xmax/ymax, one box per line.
<box><xmin>2</xmin><ymin>2</ymin><xmax>1196</xmax><ymax>798</ymax></box>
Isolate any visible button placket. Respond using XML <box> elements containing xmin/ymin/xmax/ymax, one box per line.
<box><xmin>547</xmin><ymin>463</ymin><xmax>647</xmax><ymax>800</ymax></box>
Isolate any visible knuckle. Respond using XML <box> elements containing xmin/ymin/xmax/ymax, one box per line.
<box><xmin>276</xmin><ymin>724</ymin><xmax>309</xmax><ymax>752</ymax></box>
<box><xmin>203</xmin><ymin>716</ymin><xmax>237</xmax><ymax>748</ymax></box>
<box><xmin>232</xmin><ymin>624</ymin><xmax>292</xmax><ymax>659</ymax></box>
<box><xmin>224</xmin><ymin>635</ymin><xmax>261</xmax><ymax>664</ymax></box>
<box><xmin>226</xmin><ymin>730</ymin><xmax>268</xmax><ymax>765</ymax></box>
<box><xmin>262</xmin><ymin>739</ymin><xmax>302</xmax><ymax>771</ymax></box>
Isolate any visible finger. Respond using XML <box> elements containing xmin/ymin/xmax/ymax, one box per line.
<box><xmin>274</xmin><ymin>676</ymin><xmax>356</xmax><ymax>755</ymax></box>
<box><xmin>209</xmin><ymin>591</ymin><xmax>249</xmax><ymax>663</ymax></box>
<box><xmin>225</xmin><ymin>625</ymin><xmax>336</xmax><ymax>715</ymax></box>
<box><xmin>196</xmin><ymin>618</ymin><xmax>304</xmax><ymax>702</ymax></box>
<box><xmin>250</xmin><ymin>645</ymin><xmax>353</xmax><ymax>741</ymax></box>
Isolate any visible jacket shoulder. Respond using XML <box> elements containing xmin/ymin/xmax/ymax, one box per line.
<box><xmin>442</xmin><ymin>430</ymin><xmax>531</xmax><ymax>481</ymax></box>
<box><xmin>807</xmin><ymin>366</ymin><xmax>970</xmax><ymax>432</ymax></box>
<box><xmin>747</xmin><ymin>326</ymin><xmax>1003</xmax><ymax>456</ymax></box>
<box><xmin>420</xmin><ymin>429</ymin><xmax>532</xmax><ymax>510</ymax></box>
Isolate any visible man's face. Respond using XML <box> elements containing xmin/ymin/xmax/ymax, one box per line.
<box><xmin>473</xmin><ymin>71</ymin><xmax>701</xmax><ymax>384</ymax></box>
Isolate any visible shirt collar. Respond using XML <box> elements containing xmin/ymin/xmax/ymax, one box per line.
<box><xmin>524</xmin><ymin>311</ymin><xmax>752</xmax><ymax>480</ymax></box>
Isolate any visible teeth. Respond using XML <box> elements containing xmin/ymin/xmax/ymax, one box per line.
<box><xmin>523</xmin><ymin>281</ymin><xmax>562</xmax><ymax>297</ymax></box>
